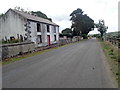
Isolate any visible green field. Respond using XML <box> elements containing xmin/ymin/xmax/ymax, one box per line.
<box><xmin>106</xmin><ymin>31</ymin><xmax>120</xmax><ymax>38</ymax></box>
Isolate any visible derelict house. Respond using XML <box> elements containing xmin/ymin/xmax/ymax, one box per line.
<box><xmin>0</xmin><ymin>9</ymin><xmax>59</xmax><ymax>47</ymax></box>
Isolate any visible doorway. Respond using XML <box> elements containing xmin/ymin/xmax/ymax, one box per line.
<box><xmin>47</xmin><ymin>35</ymin><xmax>50</xmax><ymax>46</ymax></box>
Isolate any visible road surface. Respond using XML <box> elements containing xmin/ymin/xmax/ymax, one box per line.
<box><xmin>2</xmin><ymin>39</ymin><xmax>116</xmax><ymax>88</ymax></box>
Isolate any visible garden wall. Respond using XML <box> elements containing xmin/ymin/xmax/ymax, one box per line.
<box><xmin>1</xmin><ymin>42</ymin><xmax>35</xmax><ymax>59</ymax></box>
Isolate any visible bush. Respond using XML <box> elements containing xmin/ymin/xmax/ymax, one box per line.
<box><xmin>116</xmin><ymin>72</ymin><xmax>119</xmax><ymax>76</ymax></box>
<box><xmin>2</xmin><ymin>39</ymin><xmax>19</xmax><ymax>44</ymax></box>
<box><xmin>81</xmin><ymin>34</ymin><xmax>88</xmax><ymax>39</ymax></box>
<box><xmin>109</xmin><ymin>52</ymin><xmax>114</xmax><ymax>55</ymax></box>
<box><xmin>118</xmin><ymin>54</ymin><xmax>120</xmax><ymax>62</ymax></box>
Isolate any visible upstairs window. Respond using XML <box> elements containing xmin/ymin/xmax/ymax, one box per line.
<box><xmin>54</xmin><ymin>26</ymin><xmax>56</xmax><ymax>33</ymax></box>
<box><xmin>47</xmin><ymin>25</ymin><xmax>50</xmax><ymax>32</ymax></box>
<box><xmin>37</xmin><ymin>23</ymin><xmax>41</xmax><ymax>32</ymax></box>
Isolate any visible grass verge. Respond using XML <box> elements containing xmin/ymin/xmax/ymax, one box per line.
<box><xmin>99</xmin><ymin>39</ymin><xmax>120</xmax><ymax>83</ymax></box>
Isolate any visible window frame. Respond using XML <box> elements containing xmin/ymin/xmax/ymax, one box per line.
<box><xmin>47</xmin><ymin>25</ymin><xmax>50</xmax><ymax>32</ymax></box>
<box><xmin>37</xmin><ymin>23</ymin><xmax>41</xmax><ymax>32</ymax></box>
<box><xmin>37</xmin><ymin>35</ymin><xmax>42</xmax><ymax>44</ymax></box>
<box><xmin>54</xmin><ymin>26</ymin><xmax>56</xmax><ymax>33</ymax></box>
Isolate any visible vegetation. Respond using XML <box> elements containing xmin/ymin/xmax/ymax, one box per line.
<box><xmin>106</xmin><ymin>31</ymin><xmax>120</xmax><ymax>38</ymax></box>
<box><xmin>2</xmin><ymin>39</ymin><xmax>20</xmax><ymax>44</ymax></box>
<box><xmin>70</xmin><ymin>8</ymin><xmax>94</xmax><ymax>38</ymax></box>
<box><xmin>61</xmin><ymin>28</ymin><xmax>73</xmax><ymax>38</ymax></box>
<box><xmin>91</xmin><ymin>34</ymin><xmax>100</xmax><ymax>38</ymax></box>
<box><xmin>31</xmin><ymin>11</ymin><xmax>52</xmax><ymax>21</ymax></box>
<box><xmin>95</xmin><ymin>19</ymin><xmax>108</xmax><ymax>37</ymax></box>
<box><xmin>0</xmin><ymin>13</ymin><xmax>4</xmax><ymax>17</ymax></box>
<box><xmin>99</xmin><ymin>39</ymin><xmax>120</xmax><ymax>82</ymax></box>
<box><xmin>2</xmin><ymin>36</ymin><xmax>24</xmax><ymax>44</ymax></box>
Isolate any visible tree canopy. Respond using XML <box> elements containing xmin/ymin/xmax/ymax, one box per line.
<box><xmin>0</xmin><ymin>13</ymin><xmax>4</xmax><ymax>17</ymax></box>
<box><xmin>70</xmin><ymin>8</ymin><xmax>94</xmax><ymax>36</ymax></box>
<box><xmin>31</xmin><ymin>11</ymin><xmax>52</xmax><ymax>21</ymax></box>
<box><xmin>61</xmin><ymin>28</ymin><xmax>73</xmax><ymax>38</ymax></box>
<box><xmin>95</xmin><ymin>19</ymin><xmax>108</xmax><ymax>37</ymax></box>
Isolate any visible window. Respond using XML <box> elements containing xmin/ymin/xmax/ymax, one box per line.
<box><xmin>54</xmin><ymin>26</ymin><xmax>56</xmax><ymax>33</ymax></box>
<box><xmin>10</xmin><ymin>36</ymin><xmax>15</xmax><ymax>40</ymax></box>
<box><xmin>37</xmin><ymin>35</ymin><xmax>42</xmax><ymax>43</ymax></box>
<box><xmin>37</xmin><ymin>23</ymin><xmax>41</xmax><ymax>32</ymax></box>
<box><xmin>54</xmin><ymin>35</ymin><xmax>56</xmax><ymax>41</ymax></box>
<box><xmin>47</xmin><ymin>25</ymin><xmax>50</xmax><ymax>32</ymax></box>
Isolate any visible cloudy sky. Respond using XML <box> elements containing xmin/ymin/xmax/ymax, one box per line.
<box><xmin>0</xmin><ymin>0</ymin><xmax>118</xmax><ymax>34</ymax></box>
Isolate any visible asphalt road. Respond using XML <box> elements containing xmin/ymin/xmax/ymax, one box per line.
<box><xmin>2</xmin><ymin>38</ymin><xmax>116</xmax><ymax>88</ymax></box>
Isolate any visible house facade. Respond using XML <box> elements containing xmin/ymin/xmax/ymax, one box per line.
<box><xmin>0</xmin><ymin>9</ymin><xmax>59</xmax><ymax>47</ymax></box>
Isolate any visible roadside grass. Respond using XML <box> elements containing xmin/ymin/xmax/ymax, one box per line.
<box><xmin>99</xmin><ymin>39</ymin><xmax>120</xmax><ymax>83</ymax></box>
<box><xmin>2</xmin><ymin>40</ymin><xmax>83</xmax><ymax>65</ymax></box>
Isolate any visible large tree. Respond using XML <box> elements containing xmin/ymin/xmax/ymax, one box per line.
<box><xmin>70</xmin><ymin>8</ymin><xmax>94</xmax><ymax>38</ymax></box>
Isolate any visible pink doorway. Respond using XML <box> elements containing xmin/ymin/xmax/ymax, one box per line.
<box><xmin>47</xmin><ymin>35</ymin><xmax>50</xmax><ymax>46</ymax></box>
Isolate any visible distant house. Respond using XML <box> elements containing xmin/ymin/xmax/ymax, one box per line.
<box><xmin>0</xmin><ymin>9</ymin><xmax>59</xmax><ymax>47</ymax></box>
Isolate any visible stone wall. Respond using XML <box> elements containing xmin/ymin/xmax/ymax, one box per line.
<box><xmin>1</xmin><ymin>42</ymin><xmax>35</xmax><ymax>59</ymax></box>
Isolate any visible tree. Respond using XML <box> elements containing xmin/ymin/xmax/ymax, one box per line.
<box><xmin>70</xmin><ymin>8</ymin><xmax>94</xmax><ymax>38</ymax></box>
<box><xmin>0</xmin><ymin>13</ymin><xmax>4</xmax><ymax>17</ymax></box>
<box><xmin>95</xmin><ymin>19</ymin><xmax>108</xmax><ymax>37</ymax></box>
<box><xmin>31</xmin><ymin>11</ymin><xmax>52</xmax><ymax>21</ymax></box>
<box><xmin>61</xmin><ymin>28</ymin><xmax>73</xmax><ymax>38</ymax></box>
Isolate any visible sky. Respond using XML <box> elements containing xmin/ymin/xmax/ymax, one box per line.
<box><xmin>0</xmin><ymin>0</ymin><xmax>118</xmax><ymax>34</ymax></box>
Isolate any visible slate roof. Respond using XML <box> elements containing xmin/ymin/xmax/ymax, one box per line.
<box><xmin>10</xmin><ymin>9</ymin><xmax>59</xmax><ymax>26</ymax></box>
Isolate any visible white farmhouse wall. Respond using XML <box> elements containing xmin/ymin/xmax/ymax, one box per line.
<box><xmin>50</xmin><ymin>25</ymin><xmax>55</xmax><ymax>43</ymax></box>
<box><xmin>29</xmin><ymin>21</ymin><xmax>37</xmax><ymax>45</ymax></box>
<box><xmin>0</xmin><ymin>10</ymin><xmax>26</xmax><ymax>40</ymax></box>
<box><xmin>56</xmin><ymin>26</ymin><xmax>59</xmax><ymax>41</ymax></box>
<box><xmin>41</xmin><ymin>24</ymin><xmax>47</xmax><ymax>46</ymax></box>
<box><xmin>0</xmin><ymin>18</ymin><xmax>2</xmax><ymax>41</ymax></box>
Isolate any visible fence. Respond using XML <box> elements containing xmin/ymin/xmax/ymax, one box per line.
<box><xmin>106</xmin><ymin>37</ymin><xmax>120</xmax><ymax>48</ymax></box>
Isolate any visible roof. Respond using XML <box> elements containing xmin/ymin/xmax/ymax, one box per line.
<box><xmin>10</xmin><ymin>9</ymin><xmax>59</xmax><ymax>26</ymax></box>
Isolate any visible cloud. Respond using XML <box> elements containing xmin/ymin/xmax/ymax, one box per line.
<box><xmin>50</xmin><ymin>14</ymin><xmax>70</xmax><ymax>22</ymax></box>
<box><xmin>0</xmin><ymin>0</ymin><xmax>118</xmax><ymax>33</ymax></box>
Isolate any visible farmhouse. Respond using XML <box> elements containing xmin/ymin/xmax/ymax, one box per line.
<box><xmin>0</xmin><ymin>9</ymin><xmax>59</xmax><ymax>47</ymax></box>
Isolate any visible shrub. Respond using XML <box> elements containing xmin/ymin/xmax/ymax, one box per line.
<box><xmin>118</xmin><ymin>55</ymin><xmax>120</xmax><ymax>62</ymax></box>
<box><xmin>81</xmin><ymin>34</ymin><xmax>88</xmax><ymax>39</ymax></box>
<box><xmin>2</xmin><ymin>39</ymin><xmax>19</xmax><ymax>44</ymax></box>
<box><xmin>109</xmin><ymin>52</ymin><xmax>114</xmax><ymax>55</ymax></box>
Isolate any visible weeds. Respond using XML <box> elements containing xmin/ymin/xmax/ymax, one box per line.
<box><xmin>99</xmin><ymin>39</ymin><xmax>119</xmax><ymax>83</ymax></box>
